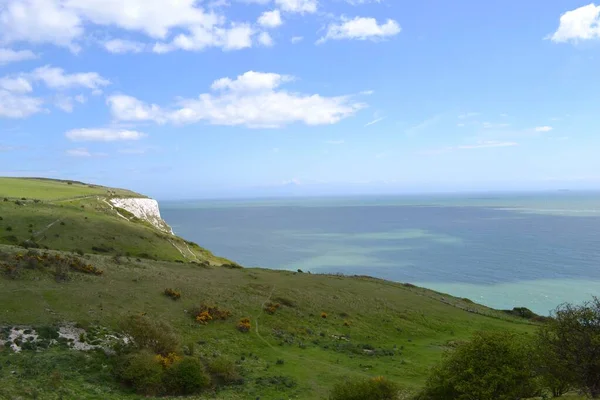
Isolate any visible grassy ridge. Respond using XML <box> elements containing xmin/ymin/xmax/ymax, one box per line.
<box><xmin>0</xmin><ymin>245</ymin><xmax>536</xmax><ymax>399</ymax></box>
<box><xmin>0</xmin><ymin>178</ymin><xmax>228</xmax><ymax>264</ymax></box>
<box><xmin>0</xmin><ymin>177</ymin><xmax>142</xmax><ymax>200</ymax></box>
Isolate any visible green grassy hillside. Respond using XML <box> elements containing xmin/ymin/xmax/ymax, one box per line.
<box><xmin>0</xmin><ymin>178</ymin><xmax>547</xmax><ymax>399</ymax></box>
<box><xmin>0</xmin><ymin>244</ymin><xmax>537</xmax><ymax>399</ymax></box>
<box><xmin>0</xmin><ymin>178</ymin><xmax>228</xmax><ymax>264</ymax></box>
<box><xmin>0</xmin><ymin>177</ymin><xmax>142</xmax><ymax>200</ymax></box>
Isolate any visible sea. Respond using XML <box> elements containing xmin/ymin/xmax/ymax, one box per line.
<box><xmin>161</xmin><ymin>192</ymin><xmax>600</xmax><ymax>315</ymax></box>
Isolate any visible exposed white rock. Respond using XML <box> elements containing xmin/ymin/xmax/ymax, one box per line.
<box><xmin>109</xmin><ymin>198</ymin><xmax>173</xmax><ymax>234</ymax></box>
<box><xmin>58</xmin><ymin>325</ymin><xmax>97</xmax><ymax>351</ymax></box>
<box><xmin>8</xmin><ymin>327</ymin><xmax>38</xmax><ymax>352</ymax></box>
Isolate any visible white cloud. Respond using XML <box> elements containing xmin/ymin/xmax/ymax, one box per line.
<box><xmin>66</xmin><ymin>148</ymin><xmax>92</xmax><ymax>157</ymax></box>
<box><xmin>54</xmin><ymin>95</ymin><xmax>74</xmax><ymax>112</ymax></box>
<box><xmin>104</xmin><ymin>39</ymin><xmax>145</xmax><ymax>53</ymax></box>
<box><xmin>550</xmin><ymin>4</ymin><xmax>600</xmax><ymax>43</ymax></box>
<box><xmin>291</xmin><ymin>36</ymin><xmax>303</xmax><ymax>43</ymax></box>
<box><xmin>154</xmin><ymin>22</ymin><xmax>255</xmax><ymax>52</ymax></box>
<box><xmin>74</xmin><ymin>94</ymin><xmax>87</xmax><ymax>103</ymax></box>
<box><xmin>0</xmin><ymin>48</ymin><xmax>37</xmax><ymax>65</ymax></box>
<box><xmin>28</xmin><ymin>66</ymin><xmax>110</xmax><ymax>90</ymax></box>
<box><xmin>0</xmin><ymin>90</ymin><xmax>44</xmax><ymax>118</ymax></box>
<box><xmin>107</xmin><ymin>95</ymin><xmax>165</xmax><ymax>123</ymax></box>
<box><xmin>108</xmin><ymin>70</ymin><xmax>366</xmax><ymax>128</ymax></box>
<box><xmin>458</xmin><ymin>112</ymin><xmax>479</xmax><ymax>119</ymax></box>
<box><xmin>275</xmin><ymin>0</ymin><xmax>317</xmax><ymax>13</ymax></box>
<box><xmin>319</xmin><ymin>17</ymin><xmax>400</xmax><ymax>42</ymax></box>
<box><xmin>535</xmin><ymin>126</ymin><xmax>553</xmax><ymax>132</ymax></box>
<box><xmin>258</xmin><ymin>10</ymin><xmax>282</xmax><ymax>28</ymax></box>
<box><xmin>326</xmin><ymin>140</ymin><xmax>345</xmax><ymax>145</ymax></box>
<box><xmin>0</xmin><ymin>0</ymin><xmax>259</xmax><ymax>53</ymax></box>
<box><xmin>0</xmin><ymin>0</ymin><xmax>83</xmax><ymax>49</ymax></box>
<box><xmin>0</xmin><ymin>77</ymin><xmax>33</xmax><ymax>93</ymax></box>
<box><xmin>258</xmin><ymin>31</ymin><xmax>274</xmax><ymax>46</ymax></box>
<box><xmin>65</xmin><ymin>128</ymin><xmax>147</xmax><ymax>141</ymax></box>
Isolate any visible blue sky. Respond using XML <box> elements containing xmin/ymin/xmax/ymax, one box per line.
<box><xmin>1</xmin><ymin>0</ymin><xmax>600</xmax><ymax>199</ymax></box>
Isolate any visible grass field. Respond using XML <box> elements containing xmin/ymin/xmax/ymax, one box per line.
<box><xmin>0</xmin><ymin>244</ymin><xmax>539</xmax><ymax>399</ymax></box>
<box><xmin>0</xmin><ymin>177</ymin><xmax>142</xmax><ymax>201</ymax></box>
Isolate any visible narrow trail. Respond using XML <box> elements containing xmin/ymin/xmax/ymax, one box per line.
<box><xmin>33</xmin><ymin>219</ymin><xmax>61</xmax><ymax>238</ymax></box>
<box><xmin>48</xmin><ymin>195</ymin><xmax>98</xmax><ymax>204</ymax></box>
<box><xmin>182</xmin><ymin>242</ymin><xmax>198</xmax><ymax>260</ymax></box>
<box><xmin>169</xmin><ymin>240</ymin><xmax>189</xmax><ymax>260</ymax></box>
<box><xmin>100</xmin><ymin>199</ymin><xmax>129</xmax><ymax>221</ymax></box>
<box><xmin>252</xmin><ymin>286</ymin><xmax>370</xmax><ymax>378</ymax></box>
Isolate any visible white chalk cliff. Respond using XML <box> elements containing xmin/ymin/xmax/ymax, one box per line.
<box><xmin>109</xmin><ymin>198</ymin><xmax>173</xmax><ymax>234</ymax></box>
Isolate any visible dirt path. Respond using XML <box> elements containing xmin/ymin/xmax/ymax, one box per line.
<box><xmin>100</xmin><ymin>199</ymin><xmax>129</xmax><ymax>221</ymax></box>
<box><xmin>252</xmin><ymin>286</ymin><xmax>369</xmax><ymax>378</ymax></box>
<box><xmin>169</xmin><ymin>240</ymin><xmax>189</xmax><ymax>260</ymax></box>
<box><xmin>33</xmin><ymin>219</ymin><xmax>61</xmax><ymax>238</ymax></box>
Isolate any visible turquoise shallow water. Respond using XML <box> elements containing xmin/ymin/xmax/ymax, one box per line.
<box><xmin>161</xmin><ymin>192</ymin><xmax>600</xmax><ymax>315</ymax></box>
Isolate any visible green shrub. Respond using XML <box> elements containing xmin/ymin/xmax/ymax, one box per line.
<box><xmin>119</xmin><ymin>350</ymin><xmax>164</xmax><ymax>396</ymax></box>
<box><xmin>537</xmin><ymin>298</ymin><xmax>600</xmax><ymax>397</ymax></box>
<box><xmin>120</xmin><ymin>315</ymin><xmax>179</xmax><ymax>356</ymax></box>
<box><xmin>207</xmin><ymin>357</ymin><xmax>244</xmax><ymax>386</ymax></box>
<box><xmin>417</xmin><ymin>331</ymin><xmax>540</xmax><ymax>400</ymax></box>
<box><xmin>329</xmin><ymin>376</ymin><xmax>400</xmax><ymax>400</ymax></box>
<box><xmin>164</xmin><ymin>357</ymin><xmax>210</xmax><ymax>395</ymax></box>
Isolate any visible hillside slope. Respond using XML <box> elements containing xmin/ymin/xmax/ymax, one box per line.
<box><xmin>0</xmin><ymin>244</ymin><xmax>536</xmax><ymax>399</ymax></box>
<box><xmin>0</xmin><ymin>178</ymin><xmax>230</xmax><ymax>264</ymax></box>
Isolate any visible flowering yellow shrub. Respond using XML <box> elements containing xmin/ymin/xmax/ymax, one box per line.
<box><xmin>321</xmin><ymin>312</ymin><xmax>328</xmax><ymax>319</ymax></box>
<box><xmin>191</xmin><ymin>305</ymin><xmax>232</xmax><ymax>324</ymax></box>
<box><xmin>237</xmin><ymin>318</ymin><xmax>251</xmax><ymax>333</ymax></box>
<box><xmin>263</xmin><ymin>302</ymin><xmax>281</xmax><ymax>315</ymax></box>
<box><xmin>154</xmin><ymin>352</ymin><xmax>182</xmax><ymax>368</ymax></box>
<box><xmin>195</xmin><ymin>311</ymin><xmax>212</xmax><ymax>325</ymax></box>
<box><xmin>163</xmin><ymin>288</ymin><xmax>181</xmax><ymax>300</ymax></box>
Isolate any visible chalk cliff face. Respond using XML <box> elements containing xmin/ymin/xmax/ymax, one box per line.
<box><xmin>109</xmin><ymin>198</ymin><xmax>173</xmax><ymax>234</ymax></box>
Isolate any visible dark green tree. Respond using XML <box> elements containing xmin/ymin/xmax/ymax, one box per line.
<box><xmin>538</xmin><ymin>298</ymin><xmax>600</xmax><ymax>398</ymax></box>
<box><xmin>417</xmin><ymin>331</ymin><xmax>540</xmax><ymax>400</ymax></box>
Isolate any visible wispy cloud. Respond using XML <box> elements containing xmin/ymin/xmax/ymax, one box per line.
<box><xmin>405</xmin><ymin>114</ymin><xmax>443</xmax><ymax>136</ymax></box>
<box><xmin>421</xmin><ymin>140</ymin><xmax>518</xmax><ymax>155</ymax></box>
<box><xmin>482</xmin><ymin>122</ymin><xmax>510</xmax><ymax>129</ymax></box>
<box><xmin>65</xmin><ymin>148</ymin><xmax>108</xmax><ymax>158</ymax></box>
<box><xmin>458</xmin><ymin>112</ymin><xmax>479</xmax><ymax>119</ymax></box>
<box><xmin>364</xmin><ymin>117</ymin><xmax>384</xmax><ymax>127</ymax></box>
<box><xmin>535</xmin><ymin>126</ymin><xmax>553</xmax><ymax>132</ymax></box>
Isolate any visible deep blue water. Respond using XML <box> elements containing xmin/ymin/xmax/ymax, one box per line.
<box><xmin>161</xmin><ymin>194</ymin><xmax>600</xmax><ymax>314</ymax></box>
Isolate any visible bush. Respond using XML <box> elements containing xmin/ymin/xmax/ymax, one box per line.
<box><xmin>119</xmin><ymin>350</ymin><xmax>165</xmax><ymax>396</ymax></box>
<box><xmin>191</xmin><ymin>304</ymin><xmax>232</xmax><ymax>324</ymax></box>
<box><xmin>163</xmin><ymin>288</ymin><xmax>181</xmax><ymax>300</ymax></box>
<box><xmin>164</xmin><ymin>358</ymin><xmax>210</xmax><ymax>395</ymax></box>
<box><xmin>329</xmin><ymin>376</ymin><xmax>400</xmax><ymax>400</ymax></box>
<box><xmin>207</xmin><ymin>357</ymin><xmax>244</xmax><ymax>386</ymax></box>
<box><xmin>537</xmin><ymin>298</ymin><xmax>600</xmax><ymax>397</ymax></box>
<box><xmin>417</xmin><ymin>331</ymin><xmax>540</xmax><ymax>400</ymax></box>
<box><xmin>120</xmin><ymin>315</ymin><xmax>179</xmax><ymax>356</ymax></box>
<box><xmin>237</xmin><ymin>318</ymin><xmax>251</xmax><ymax>333</ymax></box>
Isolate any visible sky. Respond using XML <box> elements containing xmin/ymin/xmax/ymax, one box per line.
<box><xmin>1</xmin><ymin>0</ymin><xmax>600</xmax><ymax>199</ymax></box>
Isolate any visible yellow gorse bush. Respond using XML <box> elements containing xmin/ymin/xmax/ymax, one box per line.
<box><xmin>154</xmin><ymin>352</ymin><xmax>182</xmax><ymax>368</ymax></box>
